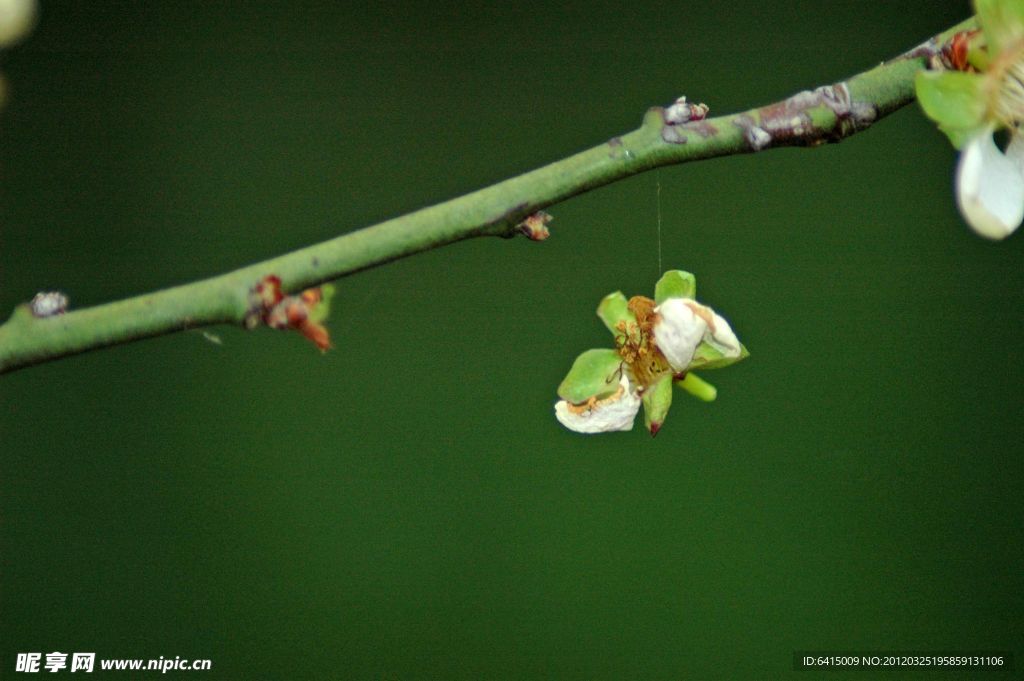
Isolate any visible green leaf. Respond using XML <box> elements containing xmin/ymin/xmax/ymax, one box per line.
<box><xmin>641</xmin><ymin>374</ymin><xmax>673</xmax><ymax>435</ymax></box>
<box><xmin>308</xmin><ymin>284</ymin><xmax>336</xmax><ymax>323</ymax></box>
<box><xmin>686</xmin><ymin>342</ymin><xmax>750</xmax><ymax>371</ymax></box>
<box><xmin>557</xmin><ymin>348</ymin><xmax>623</xmax><ymax>403</ymax></box>
<box><xmin>915</xmin><ymin>71</ymin><xmax>988</xmax><ymax>148</ymax></box>
<box><xmin>976</xmin><ymin>0</ymin><xmax>1024</xmax><ymax>53</ymax></box>
<box><xmin>596</xmin><ymin>291</ymin><xmax>635</xmax><ymax>335</ymax></box>
<box><xmin>654</xmin><ymin>270</ymin><xmax>697</xmax><ymax>305</ymax></box>
<box><xmin>676</xmin><ymin>372</ymin><xmax>717</xmax><ymax>402</ymax></box>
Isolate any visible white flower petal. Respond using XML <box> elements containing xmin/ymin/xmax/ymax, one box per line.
<box><xmin>653</xmin><ymin>298</ymin><xmax>708</xmax><ymax>372</ymax></box>
<box><xmin>554</xmin><ymin>374</ymin><xmax>641</xmax><ymax>434</ymax></box>
<box><xmin>706</xmin><ymin>312</ymin><xmax>741</xmax><ymax>358</ymax></box>
<box><xmin>956</xmin><ymin>129</ymin><xmax>1024</xmax><ymax>240</ymax></box>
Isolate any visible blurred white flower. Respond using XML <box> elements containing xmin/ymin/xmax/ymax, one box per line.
<box><xmin>956</xmin><ymin>126</ymin><xmax>1024</xmax><ymax>239</ymax></box>
<box><xmin>0</xmin><ymin>0</ymin><xmax>35</xmax><ymax>48</ymax></box>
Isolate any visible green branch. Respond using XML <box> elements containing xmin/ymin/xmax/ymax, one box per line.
<box><xmin>0</xmin><ymin>17</ymin><xmax>974</xmax><ymax>376</ymax></box>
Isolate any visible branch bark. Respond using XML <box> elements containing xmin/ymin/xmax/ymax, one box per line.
<box><xmin>0</xmin><ymin>17</ymin><xmax>975</xmax><ymax>375</ymax></box>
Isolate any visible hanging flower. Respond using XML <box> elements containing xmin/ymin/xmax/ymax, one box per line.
<box><xmin>916</xmin><ymin>0</ymin><xmax>1024</xmax><ymax>239</ymax></box>
<box><xmin>553</xmin><ymin>270</ymin><xmax>748</xmax><ymax>436</ymax></box>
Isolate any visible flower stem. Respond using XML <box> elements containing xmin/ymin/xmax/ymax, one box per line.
<box><xmin>676</xmin><ymin>373</ymin><xmax>718</xmax><ymax>403</ymax></box>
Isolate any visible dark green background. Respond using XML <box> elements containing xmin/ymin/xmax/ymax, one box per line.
<box><xmin>1</xmin><ymin>1</ymin><xmax>1021</xmax><ymax>679</ymax></box>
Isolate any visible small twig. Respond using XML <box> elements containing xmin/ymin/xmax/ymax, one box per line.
<box><xmin>0</xmin><ymin>17</ymin><xmax>975</xmax><ymax>376</ymax></box>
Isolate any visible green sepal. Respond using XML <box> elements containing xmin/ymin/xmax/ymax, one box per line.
<box><xmin>654</xmin><ymin>270</ymin><xmax>697</xmax><ymax>305</ymax></box>
<box><xmin>976</xmin><ymin>0</ymin><xmax>1024</xmax><ymax>53</ymax></box>
<box><xmin>557</xmin><ymin>348</ymin><xmax>623</xmax><ymax>403</ymax></box>
<box><xmin>308</xmin><ymin>284</ymin><xmax>336</xmax><ymax>324</ymax></box>
<box><xmin>642</xmin><ymin>373</ymin><xmax>673</xmax><ymax>435</ymax></box>
<box><xmin>937</xmin><ymin>125</ymin><xmax>981</xmax><ymax>149</ymax></box>
<box><xmin>686</xmin><ymin>342</ymin><xmax>750</xmax><ymax>371</ymax></box>
<box><xmin>676</xmin><ymin>372</ymin><xmax>717</xmax><ymax>402</ymax></box>
<box><xmin>914</xmin><ymin>71</ymin><xmax>988</xmax><ymax>149</ymax></box>
<box><xmin>596</xmin><ymin>291</ymin><xmax>635</xmax><ymax>335</ymax></box>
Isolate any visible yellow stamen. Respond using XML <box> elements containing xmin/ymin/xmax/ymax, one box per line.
<box><xmin>613</xmin><ymin>295</ymin><xmax>672</xmax><ymax>388</ymax></box>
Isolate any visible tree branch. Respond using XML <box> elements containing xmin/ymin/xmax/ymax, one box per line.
<box><xmin>0</xmin><ymin>17</ymin><xmax>975</xmax><ymax>376</ymax></box>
